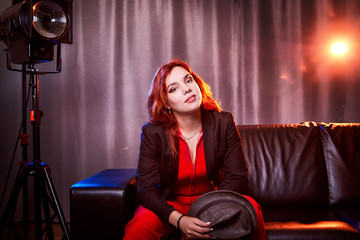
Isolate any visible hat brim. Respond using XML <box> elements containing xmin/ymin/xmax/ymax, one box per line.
<box><xmin>188</xmin><ymin>190</ymin><xmax>257</xmax><ymax>240</ymax></box>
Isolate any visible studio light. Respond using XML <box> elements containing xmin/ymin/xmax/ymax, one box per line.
<box><xmin>0</xmin><ymin>0</ymin><xmax>72</xmax><ymax>64</ymax></box>
<box><xmin>331</xmin><ymin>42</ymin><xmax>348</xmax><ymax>56</ymax></box>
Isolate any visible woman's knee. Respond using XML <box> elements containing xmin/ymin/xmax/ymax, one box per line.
<box><xmin>124</xmin><ymin>205</ymin><xmax>173</xmax><ymax>240</ymax></box>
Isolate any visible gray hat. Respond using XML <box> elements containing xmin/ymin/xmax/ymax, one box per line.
<box><xmin>188</xmin><ymin>190</ymin><xmax>257</xmax><ymax>240</ymax></box>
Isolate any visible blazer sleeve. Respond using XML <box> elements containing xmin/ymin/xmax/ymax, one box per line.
<box><xmin>136</xmin><ymin>124</ymin><xmax>176</xmax><ymax>222</ymax></box>
<box><xmin>218</xmin><ymin>112</ymin><xmax>249</xmax><ymax>193</ymax></box>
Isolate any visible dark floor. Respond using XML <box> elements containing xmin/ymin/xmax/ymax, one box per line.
<box><xmin>1</xmin><ymin>222</ymin><xmax>69</xmax><ymax>240</ymax></box>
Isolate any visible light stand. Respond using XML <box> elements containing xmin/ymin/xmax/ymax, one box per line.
<box><xmin>0</xmin><ymin>0</ymin><xmax>72</xmax><ymax>238</ymax></box>
<box><xmin>20</xmin><ymin>63</ymin><xmax>29</xmax><ymax>240</ymax></box>
<box><xmin>0</xmin><ymin>48</ymin><xmax>70</xmax><ymax>240</ymax></box>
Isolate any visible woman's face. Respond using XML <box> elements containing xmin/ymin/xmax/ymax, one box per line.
<box><xmin>165</xmin><ymin>66</ymin><xmax>202</xmax><ymax>116</ymax></box>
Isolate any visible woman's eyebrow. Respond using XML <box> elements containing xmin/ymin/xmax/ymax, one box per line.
<box><xmin>184</xmin><ymin>74</ymin><xmax>192</xmax><ymax>79</ymax></box>
<box><xmin>167</xmin><ymin>81</ymin><xmax>177</xmax><ymax>90</ymax></box>
<box><xmin>167</xmin><ymin>73</ymin><xmax>191</xmax><ymax>90</ymax></box>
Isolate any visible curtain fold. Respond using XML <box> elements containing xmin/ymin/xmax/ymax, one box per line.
<box><xmin>0</xmin><ymin>0</ymin><xmax>359</xmax><ymax>222</ymax></box>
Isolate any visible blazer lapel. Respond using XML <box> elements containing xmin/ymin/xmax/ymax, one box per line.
<box><xmin>170</xmin><ymin>137</ymin><xmax>179</xmax><ymax>187</ymax></box>
<box><xmin>201</xmin><ymin>109</ymin><xmax>216</xmax><ymax>179</ymax></box>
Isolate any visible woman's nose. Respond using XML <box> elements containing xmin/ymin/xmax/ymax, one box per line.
<box><xmin>183</xmin><ymin>86</ymin><xmax>191</xmax><ymax>95</ymax></box>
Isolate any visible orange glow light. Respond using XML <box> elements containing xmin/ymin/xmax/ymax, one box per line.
<box><xmin>331</xmin><ymin>42</ymin><xmax>348</xmax><ymax>55</ymax></box>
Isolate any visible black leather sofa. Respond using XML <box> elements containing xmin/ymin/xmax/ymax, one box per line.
<box><xmin>70</xmin><ymin>122</ymin><xmax>360</xmax><ymax>239</ymax></box>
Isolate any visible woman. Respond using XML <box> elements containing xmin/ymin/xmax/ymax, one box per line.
<box><xmin>124</xmin><ymin>60</ymin><xmax>265</xmax><ymax>239</ymax></box>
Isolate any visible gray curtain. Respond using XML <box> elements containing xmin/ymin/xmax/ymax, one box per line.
<box><xmin>1</xmin><ymin>0</ymin><xmax>360</xmax><ymax>222</ymax></box>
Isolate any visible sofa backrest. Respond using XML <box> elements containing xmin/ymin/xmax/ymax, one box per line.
<box><xmin>319</xmin><ymin>123</ymin><xmax>360</xmax><ymax>207</ymax></box>
<box><xmin>237</xmin><ymin>122</ymin><xmax>329</xmax><ymax>207</ymax></box>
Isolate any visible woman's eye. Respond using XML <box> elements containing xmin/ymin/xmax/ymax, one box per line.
<box><xmin>186</xmin><ymin>77</ymin><xmax>193</xmax><ymax>83</ymax></box>
<box><xmin>169</xmin><ymin>87</ymin><xmax>177</xmax><ymax>93</ymax></box>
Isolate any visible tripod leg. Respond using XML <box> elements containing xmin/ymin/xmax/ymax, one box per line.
<box><xmin>33</xmin><ymin>171</ymin><xmax>43</xmax><ymax>240</ymax></box>
<box><xmin>42</xmin><ymin>186</ymin><xmax>54</xmax><ymax>240</ymax></box>
<box><xmin>0</xmin><ymin>168</ymin><xmax>26</xmax><ymax>239</ymax></box>
<box><xmin>22</xmin><ymin>176</ymin><xmax>29</xmax><ymax>240</ymax></box>
<box><xmin>3</xmin><ymin>199</ymin><xmax>22</xmax><ymax>240</ymax></box>
<box><xmin>43</xmin><ymin>167</ymin><xmax>70</xmax><ymax>240</ymax></box>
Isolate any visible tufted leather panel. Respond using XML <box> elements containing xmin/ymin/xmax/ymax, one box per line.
<box><xmin>319</xmin><ymin>123</ymin><xmax>360</xmax><ymax>206</ymax></box>
<box><xmin>237</xmin><ymin>122</ymin><xmax>328</xmax><ymax>206</ymax></box>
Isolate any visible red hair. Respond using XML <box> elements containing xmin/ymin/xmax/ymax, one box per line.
<box><xmin>147</xmin><ymin>59</ymin><xmax>221</xmax><ymax>156</ymax></box>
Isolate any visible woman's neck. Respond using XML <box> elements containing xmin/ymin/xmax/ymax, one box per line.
<box><xmin>175</xmin><ymin>110</ymin><xmax>202</xmax><ymax>135</ymax></box>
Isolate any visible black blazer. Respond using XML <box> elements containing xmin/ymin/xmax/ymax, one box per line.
<box><xmin>136</xmin><ymin>109</ymin><xmax>249</xmax><ymax>222</ymax></box>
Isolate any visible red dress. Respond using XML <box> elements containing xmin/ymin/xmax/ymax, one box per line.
<box><xmin>124</xmin><ymin>130</ymin><xmax>266</xmax><ymax>239</ymax></box>
<box><xmin>171</xmin><ymin>129</ymin><xmax>214</xmax><ymax>206</ymax></box>
<box><xmin>124</xmin><ymin>130</ymin><xmax>211</xmax><ymax>239</ymax></box>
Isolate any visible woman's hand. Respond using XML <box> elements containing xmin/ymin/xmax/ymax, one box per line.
<box><xmin>178</xmin><ymin>215</ymin><xmax>215</xmax><ymax>239</ymax></box>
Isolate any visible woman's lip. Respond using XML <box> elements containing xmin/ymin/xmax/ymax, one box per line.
<box><xmin>185</xmin><ymin>95</ymin><xmax>196</xmax><ymax>103</ymax></box>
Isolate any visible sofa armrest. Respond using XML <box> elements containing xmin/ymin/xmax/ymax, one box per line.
<box><xmin>70</xmin><ymin>169</ymin><xmax>138</xmax><ymax>240</ymax></box>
